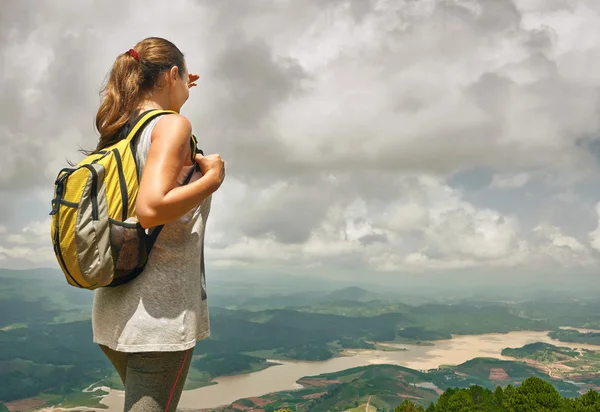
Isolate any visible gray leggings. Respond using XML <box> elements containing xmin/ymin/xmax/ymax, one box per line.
<box><xmin>99</xmin><ymin>344</ymin><xmax>194</xmax><ymax>412</ymax></box>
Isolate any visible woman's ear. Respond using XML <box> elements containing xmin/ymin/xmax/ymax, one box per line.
<box><xmin>168</xmin><ymin>66</ymin><xmax>180</xmax><ymax>85</ymax></box>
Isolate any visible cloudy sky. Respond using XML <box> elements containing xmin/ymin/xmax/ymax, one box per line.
<box><xmin>2</xmin><ymin>0</ymin><xmax>600</xmax><ymax>280</ymax></box>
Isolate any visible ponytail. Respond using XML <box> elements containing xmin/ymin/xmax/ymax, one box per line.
<box><xmin>91</xmin><ymin>37</ymin><xmax>185</xmax><ymax>153</ymax></box>
<box><xmin>94</xmin><ymin>51</ymin><xmax>142</xmax><ymax>150</ymax></box>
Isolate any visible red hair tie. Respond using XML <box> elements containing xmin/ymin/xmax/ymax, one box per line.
<box><xmin>127</xmin><ymin>48</ymin><xmax>139</xmax><ymax>60</ymax></box>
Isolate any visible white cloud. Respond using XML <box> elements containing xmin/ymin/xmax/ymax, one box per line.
<box><xmin>206</xmin><ymin>176</ymin><xmax>533</xmax><ymax>273</ymax></box>
<box><xmin>534</xmin><ymin>224</ymin><xmax>595</xmax><ymax>267</ymax></box>
<box><xmin>0</xmin><ymin>245</ymin><xmax>54</xmax><ymax>265</ymax></box>
<box><xmin>3</xmin><ymin>0</ymin><xmax>600</xmax><ymax>276</ymax></box>
<box><xmin>23</xmin><ymin>219</ymin><xmax>52</xmax><ymax>238</ymax></box>
<box><xmin>0</xmin><ymin>219</ymin><xmax>54</xmax><ymax>268</ymax></box>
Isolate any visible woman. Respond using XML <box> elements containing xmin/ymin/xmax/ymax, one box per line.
<box><xmin>91</xmin><ymin>37</ymin><xmax>225</xmax><ymax>412</ymax></box>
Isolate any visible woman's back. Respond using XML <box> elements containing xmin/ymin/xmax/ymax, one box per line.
<box><xmin>92</xmin><ymin>115</ymin><xmax>212</xmax><ymax>352</ymax></box>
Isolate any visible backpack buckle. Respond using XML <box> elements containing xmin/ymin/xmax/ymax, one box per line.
<box><xmin>49</xmin><ymin>181</ymin><xmax>64</xmax><ymax>215</ymax></box>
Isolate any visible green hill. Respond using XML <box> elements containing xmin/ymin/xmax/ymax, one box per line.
<box><xmin>437</xmin><ymin>358</ymin><xmax>581</xmax><ymax>398</ymax></box>
<box><xmin>502</xmin><ymin>342</ymin><xmax>578</xmax><ymax>362</ymax></box>
<box><xmin>549</xmin><ymin>329</ymin><xmax>600</xmax><ymax>345</ymax></box>
<box><xmin>0</xmin><ymin>320</ymin><xmax>111</xmax><ymax>402</ymax></box>
<box><xmin>451</xmin><ymin>357</ymin><xmax>546</xmax><ymax>382</ymax></box>
<box><xmin>509</xmin><ymin>299</ymin><xmax>600</xmax><ymax>329</ymax></box>
<box><xmin>215</xmin><ymin>360</ymin><xmax>590</xmax><ymax>411</ymax></box>
<box><xmin>0</xmin><ymin>268</ymin><xmax>92</xmax><ymax>327</ymax></box>
<box><xmin>217</xmin><ymin>364</ymin><xmax>439</xmax><ymax>411</ymax></box>
<box><xmin>203</xmin><ymin>304</ymin><xmax>549</xmax><ymax>358</ymax></box>
<box><xmin>408</xmin><ymin>304</ymin><xmax>548</xmax><ymax>335</ymax></box>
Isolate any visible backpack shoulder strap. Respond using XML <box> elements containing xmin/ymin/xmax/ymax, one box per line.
<box><xmin>123</xmin><ymin>109</ymin><xmax>176</xmax><ymax>144</ymax></box>
<box><xmin>122</xmin><ymin>109</ymin><xmax>201</xmax><ymax>249</ymax></box>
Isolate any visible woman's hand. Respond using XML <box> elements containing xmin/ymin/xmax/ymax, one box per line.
<box><xmin>195</xmin><ymin>153</ymin><xmax>225</xmax><ymax>191</ymax></box>
<box><xmin>188</xmin><ymin>73</ymin><xmax>200</xmax><ymax>88</ymax></box>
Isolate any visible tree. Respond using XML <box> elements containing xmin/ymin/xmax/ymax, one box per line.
<box><xmin>395</xmin><ymin>400</ymin><xmax>425</xmax><ymax>411</ymax></box>
<box><xmin>506</xmin><ymin>377</ymin><xmax>563</xmax><ymax>411</ymax></box>
<box><xmin>494</xmin><ymin>386</ymin><xmax>505</xmax><ymax>407</ymax></box>
<box><xmin>570</xmin><ymin>389</ymin><xmax>600</xmax><ymax>411</ymax></box>
<box><xmin>435</xmin><ymin>387</ymin><xmax>457</xmax><ymax>411</ymax></box>
<box><xmin>468</xmin><ymin>385</ymin><xmax>490</xmax><ymax>406</ymax></box>
<box><xmin>395</xmin><ymin>377</ymin><xmax>599</xmax><ymax>412</ymax></box>
<box><xmin>446</xmin><ymin>390</ymin><xmax>475</xmax><ymax>411</ymax></box>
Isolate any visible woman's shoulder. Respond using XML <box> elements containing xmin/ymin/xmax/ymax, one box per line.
<box><xmin>150</xmin><ymin>113</ymin><xmax>192</xmax><ymax>144</ymax></box>
<box><xmin>154</xmin><ymin>112</ymin><xmax>191</xmax><ymax>133</ymax></box>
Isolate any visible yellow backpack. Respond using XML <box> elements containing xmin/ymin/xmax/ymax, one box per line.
<box><xmin>49</xmin><ymin>109</ymin><xmax>199</xmax><ymax>290</ymax></box>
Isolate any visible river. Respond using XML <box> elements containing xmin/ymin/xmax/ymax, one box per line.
<box><xmin>88</xmin><ymin>330</ymin><xmax>600</xmax><ymax>411</ymax></box>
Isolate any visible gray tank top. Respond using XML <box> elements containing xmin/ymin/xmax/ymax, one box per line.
<box><xmin>91</xmin><ymin>115</ymin><xmax>211</xmax><ymax>352</ymax></box>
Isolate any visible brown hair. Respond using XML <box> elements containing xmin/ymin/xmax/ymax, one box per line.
<box><xmin>93</xmin><ymin>37</ymin><xmax>185</xmax><ymax>151</ymax></box>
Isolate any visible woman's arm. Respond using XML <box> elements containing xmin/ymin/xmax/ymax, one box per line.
<box><xmin>135</xmin><ymin>114</ymin><xmax>223</xmax><ymax>228</ymax></box>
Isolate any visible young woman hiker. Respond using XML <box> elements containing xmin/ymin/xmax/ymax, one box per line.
<box><xmin>90</xmin><ymin>37</ymin><xmax>225</xmax><ymax>412</ymax></box>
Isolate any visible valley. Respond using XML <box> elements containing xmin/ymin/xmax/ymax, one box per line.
<box><xmin>2</xmin><ymin>268</ymin><xmax>600</xmax><ymax>412</ymax></box>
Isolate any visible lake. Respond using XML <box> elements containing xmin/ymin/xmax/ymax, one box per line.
<box><xmin>92</xmin><ymin>330</ymin><xmax>600</xmax><ymax>411</ymax></box>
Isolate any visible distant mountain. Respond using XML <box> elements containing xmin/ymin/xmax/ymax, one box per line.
<box><xmin>296</xmin><ymin>299</ymin><xmax>414</xmax><ymax>317</ymax></box>
<box><xmin>232</xmin><ymin>291</ymin><xmax>325</xmax><ymax>310</ymax></box>
<box><xmin>325</xmin><ymin>286</ymin><xmax>385</xmax><ymax>302</ymax></box>
<box><xmin>226</xmin><ymin>286</ymin><xmax>391</xmax><ymax>311</ymax></box>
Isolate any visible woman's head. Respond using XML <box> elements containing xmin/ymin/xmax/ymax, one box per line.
<box><xmin>95</xmin><ymin>37</ymin><xmax>189</xmax><ymax>150</ymax></box>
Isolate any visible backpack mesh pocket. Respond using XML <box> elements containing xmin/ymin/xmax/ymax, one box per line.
<box><xmin>109</xmin><ymin>218</ymin><xmax>147</xmax><ymax>272</ymax></box>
